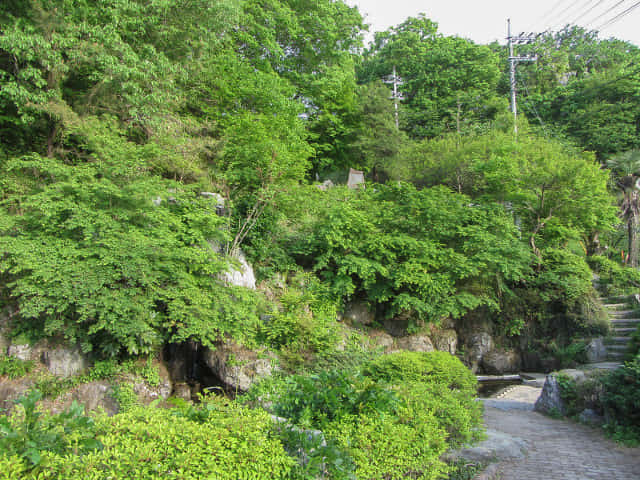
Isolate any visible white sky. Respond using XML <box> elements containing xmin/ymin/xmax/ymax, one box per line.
<box><xmin>346</xmin><ymin>0</ymin><xmax>640</xmax><ymax>46</ymax></box>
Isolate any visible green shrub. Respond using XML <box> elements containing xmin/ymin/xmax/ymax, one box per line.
<box><xmin>283</xmin><ymin>183</ymin><xmax>532</xmax><ymax>329</ymax></box>
<box><xmin>603</xmin><ymin>356</ymin><xmax>640</xmax><ymax>444</ymax></box>
<box><xmin>0</xmin><ymin>140</ymin><xmax>266</xmax><ymax>357</ymax></box>
<box><xmin>4</xmin><ymin>399</ymin><xmax>294</xmax><ymax>479</ymax></box>
<box><xmin>363</xmin><ymin>351</ymin><xmax>478</xmax><ymax>395</ymax></box>
<box><xmin>248</xmin><ymin>352</ymin><xmax>483</xmax><ymax>480</ymax></box>
<box><xmin>0</xmin><ymin>356</ymin><xmax>34</xmax><ymax>379</ymax></box>
<box><xmin>269</xmin><ymin>370</ymin><xmax>399</xmax><ymax>428</ymax></box>
<box><xmin>627</xmin><ymin>325</ymin><xmax>640</xmax><ymax>361</ymax></box>
<box><xmin>589</xmin><ymin>255</ymin><xmax>640</xmax><ymax>296</ymax></box>
<box><xmin>327</xmin><ymin>411</ymin><xmax>449</xmax><ymax>480</ymax></box>
<box><xmin>398</xmin><ymin>381</ymin><xmax>483</xmax><ymax>447</ymax></box>
<box><xmin>259</xmin><ymin>273</ymin><xmax>341</xmax><ymax>366</ymax></box>
<box><xmin>0</xmin><ymin>391</ymin><xmax>102</xmax><ymax>469</ymax></box>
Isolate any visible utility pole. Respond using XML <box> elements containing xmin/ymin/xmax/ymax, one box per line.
<box><xmin>384</xmin><ymin>66</ymin><xmax>404</xmax><ymax>130</ymax></box>
<box><xmin>507</xmin><ymin>19</ymin><xmax>537</xmax><ymax>137</ymax></box>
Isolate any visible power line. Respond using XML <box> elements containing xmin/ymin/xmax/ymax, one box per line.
<box><xmin>550</xmin><ymin>0</ymin><xmax>592</xmax><ymax>31</ymax></box>
<box><xmin>584</xmin><ymin>0</ymin><xmax>629</xmax><ymax>26</ymax></box>
<box><xmin>570</xmin><ymin>0</ymin><xmax>608</xmax><ymax>24</ymax></box>
<box><xmin>528</xmin><ymin>0</ymin><xmax>572</xmax><ymax>33</ymax></box>
<box><xmin>595</xmin><ymin>0</ymin><xmax>640</xmax><ymax>29</ymax></box>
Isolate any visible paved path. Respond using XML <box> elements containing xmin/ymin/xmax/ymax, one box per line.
<box><xmin>483</xmin><ymin>385</ymin><xmax>640</xmax><ymax>480</ymax></box>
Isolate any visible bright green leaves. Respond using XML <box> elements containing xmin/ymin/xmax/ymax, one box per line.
<box><xmin>0</xmin><ymin>120</ymin><xmax>263</xmax><ymax>356</ymax></box>
<box><xmin>360</xmin><ymin>15</ymin><xmax>503</xmax><ymax>138</ymax></box>
<box><xmin>289</xmin><ymin>184</ymin><xmax>531</xmax><ymax>326</ymax></box>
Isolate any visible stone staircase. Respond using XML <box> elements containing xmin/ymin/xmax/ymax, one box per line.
<box><xmin>600</xmin><ymin>296</ymin><xmax>639</xmax><ymax>362</ymax></box>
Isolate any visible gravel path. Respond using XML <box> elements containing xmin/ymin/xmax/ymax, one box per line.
<box><xmin>483</xmin><ymin>385</ymin><xmax>640</xmax><ymax>480</ymax></box>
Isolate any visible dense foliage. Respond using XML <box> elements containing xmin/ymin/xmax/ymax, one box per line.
<box><xmin>249</xmin><ymin>351</ymin><xmax>481</xmax><ymax>479</ymax></box>
<box><xmin>2</xmin><ymin>0</ymin><xmax>640</xmax><ymax>474</ymax></box>
<box><xmin>0</xmin><ymin>394</ymin><xmax>295</xmax><ymax>479</ymax></box>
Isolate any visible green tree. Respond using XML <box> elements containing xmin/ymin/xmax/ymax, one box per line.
<box><xmin>607</xmin><ymin>150</ymin><xmax>640</xmax><ymax>267</ymax></box>
<box><xmin>359</xmin><ymin>15</ymin><xmax>504</xmax><ymax>138</ymax></box>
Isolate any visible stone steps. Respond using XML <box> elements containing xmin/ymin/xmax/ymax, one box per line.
<box><xmin>605</xmin><ymin>336</ymin><xmax>631</xmax><ymax>345</ymax></box>
<box><xmin>599</xmin><ymin>294</ymin><xmax>638</xmax><ymax>362</ymax></box>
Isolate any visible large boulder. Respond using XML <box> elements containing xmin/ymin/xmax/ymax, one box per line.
<box><xmin>0</xmin><ymin>378</ymin><xmax>35</xmax><ymax>411</ymax></box>
<box><xmin>123</xmin><ymin>361</ymin><xmax>172</xmax><ymax>405</ymax></box>
<box><xmin>209</xmin><ymin>242</ymin><xmax>256</xmax><ymax>290</ymax></box>
<box><xmin>71</xmin><ymin>381</ymin><xmax>119</xmax><ymax>416</ymax></box>
<box><xmin>222</xmin><ymin>249</ymin><xmax>256</xmax><ymax>289</ymax></box>
<box><xmin>585</xmin><ymin>338</ymin><xmax>608</xmax><ymax>363</ymax></box>
<box><xmin>368</xmin><ymin>330</ymin><xmax>395</xmax><ymax>351</ymax></box>
<box><xmin>394</xmin><ymin>335</ymin><xmax>434</xmax><ymax>353</ymax></box>
<box><xmin>534</xmin><ymin>369</ymin><xmax>586</xmax><ymax>416</ymax></box>
<box><xmin>202</xmin><ymin>342</ymin><xmax>274</xmax><ymax>392</ymax></box>
<box><xmin>467</xmin><ymin>332</ymin><xmax>493</xmax><ymax>372</ymax></box>
<box><xmin>432</xmin><ymin>329</ymin><xmax>458</xmax><ymax>354</ymax></box>
<box><xmin>382</xmin><ymin>314</ymin><xmax>411</xmax><ymax>338</ymax></box>
<box><xmin>7</xmin><ymin>344</ymin><xmax>34</xmax><ymax>361</ymax></box>
<box><xmin>42</xmin><ymin>345</ymin><xmax>89</xmax><ymax>377</ymax></box>
<box><xmin>481</xmin><ymin>349</ymin><xmax>522</xmax><ymax>375</ymax></box>
<box><xmin>342</xmin><ymin>300</ymin><xmax>375</xmax><ymax>326</ymax></box>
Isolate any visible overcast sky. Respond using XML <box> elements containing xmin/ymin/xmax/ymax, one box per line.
<box><xmin>346</xmin><ymin>0</ymin><xmax>640</xmax><ymax>46</ymax></box>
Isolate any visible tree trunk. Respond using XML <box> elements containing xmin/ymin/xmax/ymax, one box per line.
<box><xmin>629</xmin><ymin>215</ymin><xmax>638</xmax><ymax>267</ymax></box>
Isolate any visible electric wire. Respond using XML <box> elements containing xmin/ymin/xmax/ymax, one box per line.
<box><xmin>550</xmin><ymin>0</ymin><xmax>593</xmax><ymax>31</ymax></box>
<box><xmin>584</xmin><ymin>0</ymin><xmax>629</xmax><ymax>26</ymax></box>
<box><xmin>594</xmin><ymin>0</ymin><xmax>640</xmax><ymax>29</ymax></box>
<box><xmin>527</xmin><ymin>0</ymin><xmax>572</xmax><ymax>35</ymax></box>
<box><xmin>570</xmin><ymin>0</ymin><xmax>608</xmax><ymax>24</ymax></box>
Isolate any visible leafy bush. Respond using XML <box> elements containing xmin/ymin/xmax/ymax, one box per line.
<box><xmin>2</xmin><ymin>398</ymin><xmax>294</xmax><ymax>479</ymax></box>
<box><xmin>326</xmin><ymin>411</ymin><xmax>449</xmax><ymax>480</ymax></box>
<box><xmin>628</xmin><ymin>326</ymin><xmax>640</xmax><ymax>360</ymax></box>
<box><xmin>0</xmin><ymin>130</ymin><xmax>266</xmax><ymax>356</ymax></box>
<box><xmin>363</xmin><ymin>351</ymin><xmax>478</xmax><ymax>395</ymax></box>
<box><xmin>603</xmin><ymin>356</ymin><xmax>640</xmax><ymax>444</ymax></box>
<box><xmin>269</xmin><ymin>370</ymin><xmax>399</xmax><ymax>428</ymax></box>
<box><xmin>0</xmin><ymin>391</ymin><xmax>102</xmax><ymax>469</ymax></box>
<box><xmin>589</xmin><ymin>255</ymin><xmax>640</xmax><ymax>296</ymax></box>
<box><xmin>248</xmin><ymin>352</ymin><xmax>483</xmax><ymax>480</ymax></box>
<box><xmin>0</xmin><ymin>356</ymin><xmax>34</xmax><ymax>379</ymax></box>
<box><xmin>280</xmin><ymin>183</ymin><xmax>532</xmax><ymax>330</ymax></box>
<box><xmin>259</xmin><ymin>273</ymin><xmax>341</xmax><ymax>366</ymax></box>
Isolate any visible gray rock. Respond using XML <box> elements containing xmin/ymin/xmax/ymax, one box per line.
<box><xmin>316</xmin><ymin>180</ymin><xmax>334</xmax><ymax>191</ymax></box>
<box><xmin>223</xmin><ymin>250</ymin><xmax>256</xmax><ymax>289</ymax></box>
<box><xmin>382</xmin><ymin>315</ymin><xmax>411</xmax><ymax>337</ymax></box>
<box><xmin>468</xmin><ymin>332</ymin><xmax>493</xmax><ymax>372</ymax></box>
<box><xmin>534</xmin><ymin>374</ymin><xmax>564</xmax><ymax>415</ymax></box>
<box><xmin>482</xmin><ymin>349</ymin><xmax>522</xmax><ymax>375</ymax></box>
<box><xmin>445</xmin><ymin>429</ymin><xmax>528</xmax><ymax>463</ymax></box>
<box><xmin>172</xmin><ymin>382</ymin><xmax>193</xmax><ymax>402</ymax></box>
<box><xmin>43</xmin><ymin>346</ymin><xmax>89</xmax><ymax>377</ymax></box>
<box><xmin>200</xmin><ymin>192</ymin><xmax>225</xmax><ymax>206</ymax></box>
<box><xmin>210</xmin><ymin>243</ymin><xmax>256</xmax><ymax>290</ymax></box>
<box><xmin>8</xmin><ymin>344</ymin><xmax>33</xmax><ymax>361</ymax></box>
<box><xmin>368</xmin><ymin>330</ymin><xmax>395</xmax><ymax>351</ymax></box>
<box><xmin>585</xmin><ymin>338</ymin><xmax>608</xmax><ymax>363</ymax></box>
<box><xmin>0</xmin><ymin>378</ymin><xmax>35</xmax><ymax>411</ymax></box>
<box><xmin>343</xmin><ymin>300</ymin><xmax>375</xmax><ymax>326</ymax></box>
<box><xmin>579</xmin><ymin>408</ymin><xmax>604</xmax><ymax>426</ymax></box>
<box><xmin>72</xmin><ymin>381</ymin><xmax>119</xmax><ymax>416</ymax></box>
<box><xmin>433</xmin><ymin>329</ymin><xmax>458</xmax><ymax>354</ymax></box>
<box><xmin>394</xmin><ymin>335</ymin><xmax>434</xmax><ymax>352</ymax></box>
<box><xmin>131</xmin><ymin>377</ymin><xmax>172</xmax><ymax>404</ymax></box>
<box><xmin>202</xmin><ymin>342</ymin><xmax>274</xmax><ymax>392</ymax></box>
